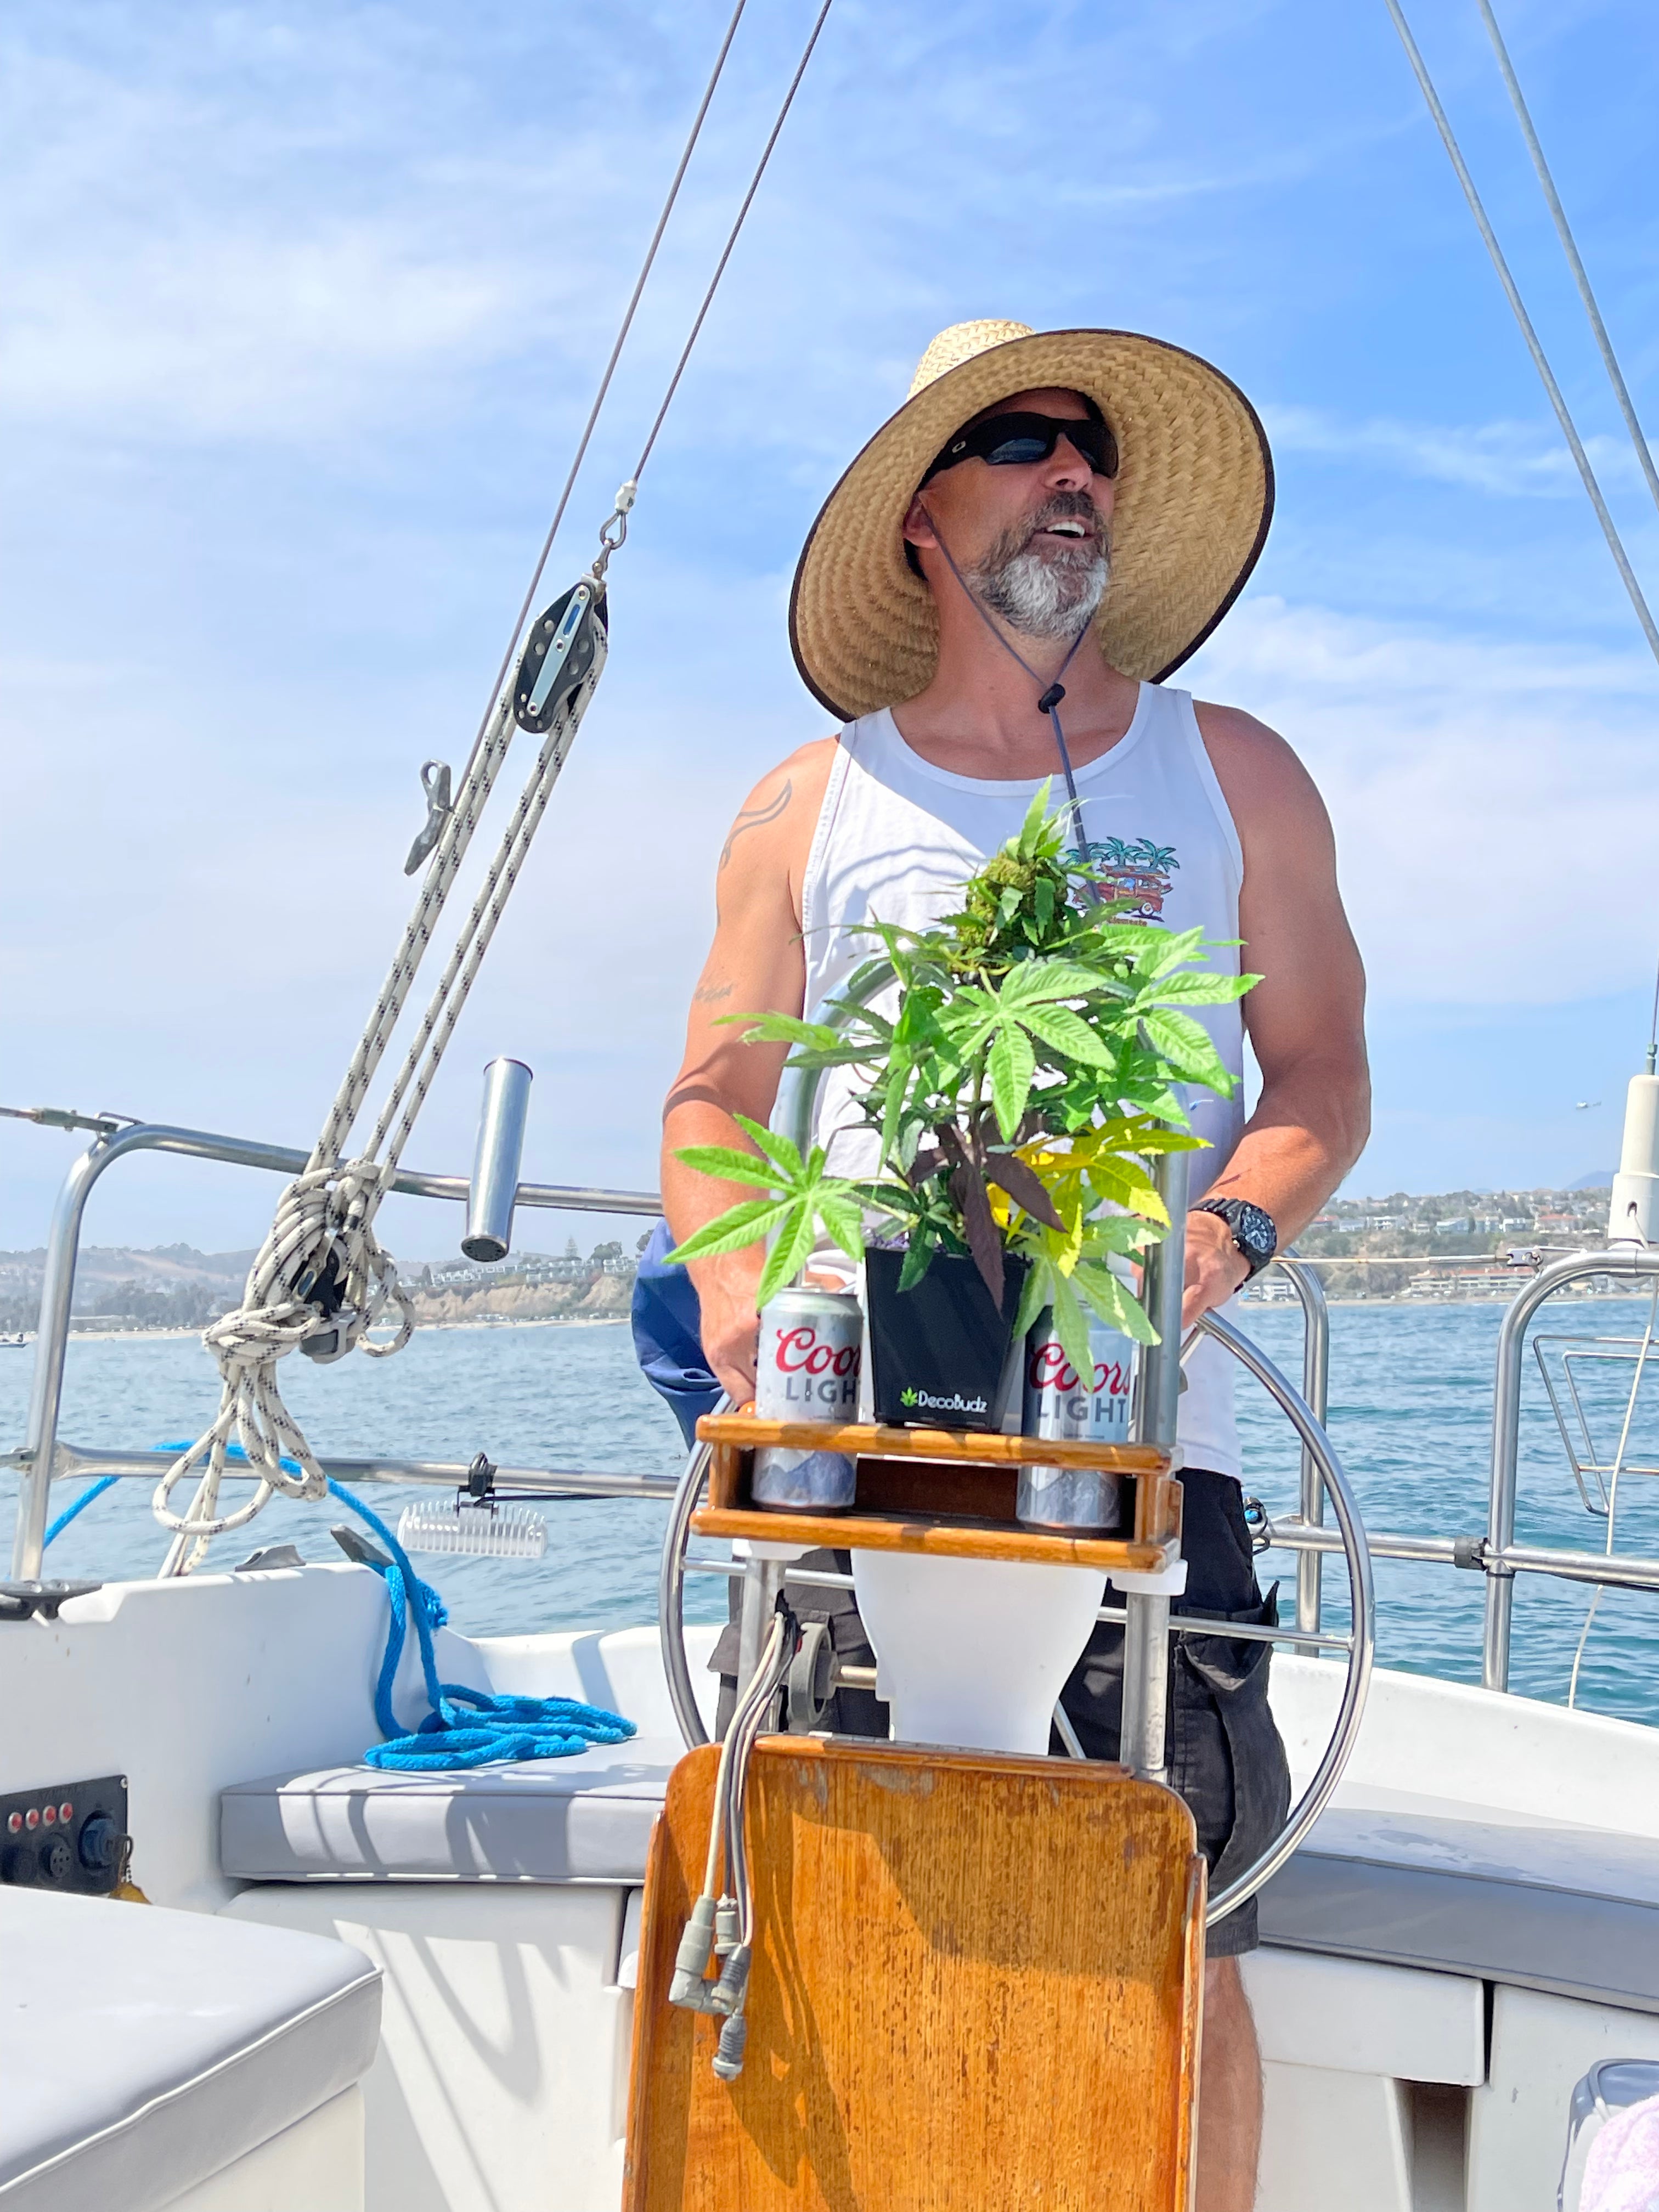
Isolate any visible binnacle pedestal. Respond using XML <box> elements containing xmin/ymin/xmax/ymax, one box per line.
<box><xmin>692</xmin><ymin>1411</ymin><xmax>1186</xmax><ymax>1767</ymax></box>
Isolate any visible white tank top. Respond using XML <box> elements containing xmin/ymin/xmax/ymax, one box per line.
<box><xmin>791</xmin><ymin>681</ymin><xmax>1246</xmax><ymax>1480</ymax></box>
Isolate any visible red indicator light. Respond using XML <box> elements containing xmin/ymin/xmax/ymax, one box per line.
<box><xmin>5</xmin><ymin>1813</ymin><xmax>19</xmax><ymax>1835</ymax></box>
<box><xmin>59</xmin><ymin>1804</ymin><xmax>72</xmax><ymax>1824</ymax></box>
<box><xmin>24</xmin><ymin>1809</ymin><xmax>38</xmax><ymax>1831</ymax></box>
<box><xmin>42</xmin><ymin>1805</ymin><xmax>55</xmax><ymax>1826</ymax></box>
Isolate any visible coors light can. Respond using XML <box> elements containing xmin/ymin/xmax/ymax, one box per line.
<box><xmin>1018</xmin><ymin>1308</ymin><xmax>1138</xmax><ymax>1531</ymax></box>
<box><xmin>752</xmin><ymin>1285</ymin><xmax>863</xmax><ymax>1511</ymax></box>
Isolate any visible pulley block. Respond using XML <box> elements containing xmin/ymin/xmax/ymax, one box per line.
<box><xmin>514</xmin><ymin>582</ymin><xmax>607</xmax><ymax>733</ymax></box>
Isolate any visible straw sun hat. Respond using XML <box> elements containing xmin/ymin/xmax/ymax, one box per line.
<box><xmin>788</xmin><ymin>319</ymin><xmax>1273</xmax><ymax>720</ymax></box>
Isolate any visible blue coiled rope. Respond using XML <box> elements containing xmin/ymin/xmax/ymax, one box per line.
<box><xmin>53</xmin><ymin>1446</ymin><xmax>639</xmax><ymax>1771</ymax></box>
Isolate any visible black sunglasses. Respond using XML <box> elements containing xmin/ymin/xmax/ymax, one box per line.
<box><xmin>920</xmin><ymin>409</ymin><xmax>1119</xmax><ymax>487</ymax></box>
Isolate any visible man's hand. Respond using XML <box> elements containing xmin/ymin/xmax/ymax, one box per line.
<box><xmin>697</xmin><ymin>1268</ymin><xmax>764</xmax><ymax>1408</ymax></box>
<box><xmin>1181</xmin><ymin>1206</ymin><xmax>1251</xmax><ymax>1332</ymax></box>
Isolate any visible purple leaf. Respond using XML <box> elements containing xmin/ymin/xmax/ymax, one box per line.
<box><xmin>985</xmin><ymin>1154</ymin><xmax>1065</xmax><ymax>1232</ymax></box>
<box><xmin>949</xmin><ymin>1161</ymin><xmax>1005</xmax><ymax>1306</ymax></box>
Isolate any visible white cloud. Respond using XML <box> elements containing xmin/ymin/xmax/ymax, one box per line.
<box><xmin>1187</xmin><ymin>594</ymin><xmax>1659</xmax><ymax>1005</ymax></box>
<box><xmin>1265</xmin><ymin>404</ymin><xmax>1657</xmax><ymax>500</ymax></box>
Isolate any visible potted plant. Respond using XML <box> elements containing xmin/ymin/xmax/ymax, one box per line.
<box><xmin>668</xmin><ymin>790</ymin><xmax>1255</xmax><ymax>1428</ymax></box>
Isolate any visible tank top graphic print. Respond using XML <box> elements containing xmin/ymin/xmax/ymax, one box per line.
<box><xmin>790</xmin><ymin>682</ymin><xmax>1246</xmax><ymax>1481</ymax></box>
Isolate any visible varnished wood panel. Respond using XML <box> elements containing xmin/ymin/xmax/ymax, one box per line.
<box><xmin>699</xmin><ymin>1412</ymin><xmax>1170</xmax><ymax>1473</ymax></box>
<box><xmin>696</xmin><ymin>1417</ymin><xmax>1183</xmax><ymax>1573</ymax></box>
<box><xmin>625</xmin><ymin>1738</ymin><xmax>1205</xmax><ymax>2211</ymax></box>
<box><xmin>690</xmin><ymin>1503</ymin><xmax>1179</xmax><ymax>1573</ymax></box>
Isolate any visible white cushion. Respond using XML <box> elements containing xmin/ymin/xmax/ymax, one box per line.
<box><xmin>0</xmin><ymin>1888</ymin><xmax>380</xmax><ymax>2212</ymax></box>
<box><xmin>1261</xmin><ymin>1807</ymin><xmax>1659</xmax><ymax>2013</ymax></box>
<box><xmin>219</xmin><ymin>1737</ymin><xmax>681</xmax><ymax>1883</ymax></box>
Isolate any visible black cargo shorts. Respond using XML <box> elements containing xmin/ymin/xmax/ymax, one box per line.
<box><xmin>709</xmin><ymin>1469</ymin><xmax>1290</xmax><ymax>1955</ymax></box>
<box><xmin>1054</xmin><ymin>1468</ymin><xmax>1291</xmax><ymax>1956</ymax></box>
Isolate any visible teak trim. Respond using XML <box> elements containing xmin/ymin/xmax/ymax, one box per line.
<box><xmin>696</xmin><ymin>1411</ymin><xmax>1170</xmax><ymax>1472</ymax></box>
<box><xmin>690</xmin><ymin>1411</ymin><xmax>1183</xmax><ymax>1571</ymax></box>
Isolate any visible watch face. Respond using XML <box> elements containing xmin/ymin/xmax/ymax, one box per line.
<box><xmin>1237</xmin><ymin>1203</ymin><xmax>1276</xmax><ymax>1259</ymax></box>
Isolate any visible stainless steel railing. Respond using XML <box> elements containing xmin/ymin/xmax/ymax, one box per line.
<box><xmin>10</xmin><ymin>1111</ymin><xmax>1659</xmax><ymax>1708</ymax></box>
<box><xmin>1483</xmin><ymin>1248</ymin><xmax>1659</xmax><ymax>1689</ymax></box>
<box><xmin>5</xmin><ymin>1116</ymin><xmax>662</xmax><ymax>1578</ymax></box>
<box><xmin>1275</xmin><ymin>1256</ymin><xmax>1330</xmax><ymax>1633</ymax></box>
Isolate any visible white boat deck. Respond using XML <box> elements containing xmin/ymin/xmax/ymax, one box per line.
<box><xmin>4</xmin><ymin>1565</ymin><xmax>1657</xmax><ymax>2209</ymax></box>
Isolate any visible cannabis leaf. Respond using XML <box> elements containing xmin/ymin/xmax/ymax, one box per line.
<box><xmin>665</xmin><ymin>1114</ymin><xmax>866</xmax><ymax>1310</ymax></box>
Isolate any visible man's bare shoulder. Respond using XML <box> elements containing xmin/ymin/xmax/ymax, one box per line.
<box><xmin>1190</xmin><ymin>697</ymin><xmax>1328</xmax><ymax>832</ymax></box>
<box><xmin>716</xmin><ymin>733</ymin><xmax>840</xmax><ymax>895</ymax></box>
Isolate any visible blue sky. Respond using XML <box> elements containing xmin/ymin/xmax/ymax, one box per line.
<box><xmin>4</xmin><ymin>0</ymin><xmax>1658</xmax><ymax>1258</ymax></box>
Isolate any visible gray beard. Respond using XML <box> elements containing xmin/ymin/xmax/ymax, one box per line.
<box><xmin>967</xmin><ymin>509</ymin><xmax>1110</xmax><ymax>641</ymax></box>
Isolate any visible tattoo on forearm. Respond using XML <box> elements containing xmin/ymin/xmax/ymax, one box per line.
<box><xmin>693</xmin><ymin>980</ymin><xmax>734</xmax><ymax>1005</ymax></box>
<box><xmin>719</xmin><ymin>779</ymin><xmax>792</xmax><ymax>871</ymax></box>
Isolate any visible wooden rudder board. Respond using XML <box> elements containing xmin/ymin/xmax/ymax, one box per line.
<box><xmin>625</xmin><ymin>1737</ymin><xmax>1205</xmax><ymax>2210</ymax></box>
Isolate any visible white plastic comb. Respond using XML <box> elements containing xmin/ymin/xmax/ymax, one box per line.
<box><xmin>396</xmin><ymin>1499</ymin><xmax>548</xmax><ymax>1560</ymax></box>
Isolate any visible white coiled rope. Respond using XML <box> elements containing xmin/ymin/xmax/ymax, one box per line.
<box><xmin>154</xmin><ymin>619</ymin><xmax>607</xmax><ymax>1572</ymax></box>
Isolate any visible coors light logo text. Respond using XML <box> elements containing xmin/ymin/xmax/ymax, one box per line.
<box><xmin>772</xmin><ymin>1325</ymin><xmax>860</xmax><ymax>1379</ymax></box>
<box><xmin>1026</xmin><ymin>1341</ymin><xmax>1132</xmax><ymax>1399</ymax></box>
<box><xmin>761</xmin><ymin>1322</ymin><xmax>859</xmax><ymax>1415</ymax></box>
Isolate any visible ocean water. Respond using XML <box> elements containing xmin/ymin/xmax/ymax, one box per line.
<box><xmin>3</xmin><ymin>1299</ymin><xmax>1657</xmax><ymax>1728</ymax></box>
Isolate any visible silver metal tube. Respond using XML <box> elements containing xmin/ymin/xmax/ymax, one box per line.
<box><xmin>1495</xmin><ymin>1540</ymin><xmax>1659</xmax><ymax>1595</ymax></box>
<box><xmin>11</xmin><ymin>1125</ymin><xmax>155</xmax><ymax>1578</ymax></box>
<box><xmin>8</xmin><ymin>1441</ymin><xmax>676</xmax><ymax>1500</ymax></box>
<box><xmin>1094</xmin><ymin>1601</ymin><xmax>1350</xmax><ymax>1652</ymax></box>
<box><xmin>735</xmin><ymin>1556</ymin><xmax>788</xmax><ymax>1717</ymax></box>
<box><xmin>1135</xmin><ymin>1148</ymin><xmax>1190</xmax><ymax>1454</ymax></box>
<box><xmin>1485</xmin><ymin>1248</ymin><xmax>1659</xmax><ymax>1690</ymax></box>
<box><xmin>1118</xmin><ymin>1150</ymin><xmax>1189</xmax><ymax>1783</ymax></box>
<box><xmin>1262</xmin><ymin>1517</ymin><xmax>1460</xmax><ymax>1565</ymax></box>
<box><xmin>660</xmin><ymin>1418</ymin><xmax>725</xmax><ymax>1751</ymax></box>
<box><xmin>462</xmin><ymin>1059</ymin><xmax>534</xmax><ymax>1263</ymax></box>
<box><xmin>1119</xmin><ymin>1592</ymin><xmax>1171</xmax><ymax>1784</ymax></box>
<box><xmin>1198</xmin><ymin>1311</ymin><xmax>1375</xmax><ymax>1928</ymax></box>
<box><xmin>1277</xmin><ymin>1256</ymin><xmax>1330</xmax><ymax>1634</ymax></box>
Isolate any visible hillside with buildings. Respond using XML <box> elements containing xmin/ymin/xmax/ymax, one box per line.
<box><xmin>1256</xmin><ymin>1184</ymin><xmax>1618</xmax><ymax>1302</ymax></box>
<box><xmin>0</xmin><ymin>1235</ymin><xmax>651</xmax><ymax>1336</ymax></box>
<box><xmin>0</xmin><ymin>1186</ymin><xmax>1627</xmax><ymax>1334</ymax></box>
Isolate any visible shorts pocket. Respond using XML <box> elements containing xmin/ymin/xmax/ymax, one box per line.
<box><xmin>1172</xmin><ymin>1584</ymin><xmax>1291</xmax><ymax>1893</ymax></box>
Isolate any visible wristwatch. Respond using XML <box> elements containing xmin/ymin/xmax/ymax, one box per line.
<box><xmin>1192</xmin><ymin>1197</ymin><xmax>1277</xmax><ymax>1278</ymax></box>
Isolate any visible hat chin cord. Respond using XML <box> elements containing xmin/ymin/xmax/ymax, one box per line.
<box><xmin>915</xmin><ymin>503</ymin><xmax>1096</xmax><ymax>862</ymax></box>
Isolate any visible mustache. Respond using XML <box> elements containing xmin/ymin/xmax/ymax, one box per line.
<box><xmin>1023</xmin><ymin>489</ymin><xmax>1107</xmax><ymax>548</ymax></box>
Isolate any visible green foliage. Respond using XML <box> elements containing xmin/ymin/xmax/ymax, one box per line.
<box><xmin>663</xmin><ymin>1115</ymin><xmax>866</xmax><ymax>1312</ymax></box>
<box><xmin>672</xmin><ymin>788</ymin><xmax>1259</xmax><ymax>1335</ymax></box>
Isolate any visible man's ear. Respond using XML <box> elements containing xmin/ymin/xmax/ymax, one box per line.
<box><xmin>901</xmin><ymin>494</ymin><xmax>936</xmax><ymax>551</ymax></box>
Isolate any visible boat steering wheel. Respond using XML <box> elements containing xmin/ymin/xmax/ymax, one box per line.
<box><xmin>657</xmin><ymin>1317</ymin><xmax>1374</xmax><ymax>1933</ymax></box>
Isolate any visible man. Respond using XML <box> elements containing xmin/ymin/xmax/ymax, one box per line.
<box><xmin>649</xmin><ymin>320</ymin><xmax>1369</xmax><ymax>2210</ymax></box>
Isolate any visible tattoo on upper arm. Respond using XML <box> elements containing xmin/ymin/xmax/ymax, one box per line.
<box><xmin>692</xmin><ymin>980</ymin><xmax>734</xmax><ymax>1006</ymax></box>
<box><xmin>719</xmin><ymin>779</ymin><xmax>792</xmax><ymax>871</ymax></box>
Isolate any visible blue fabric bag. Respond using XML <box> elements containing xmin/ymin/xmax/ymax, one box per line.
<box><xmin>630</xmin><ymin>1217</ymin><xmax>723</xmax><ymax>1446</ymax></box>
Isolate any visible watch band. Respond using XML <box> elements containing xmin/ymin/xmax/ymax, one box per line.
<box><xmin>1192</xmin><ymin>1197</ymin><xmax>1278</xmax><ymax>1278</ymax></box>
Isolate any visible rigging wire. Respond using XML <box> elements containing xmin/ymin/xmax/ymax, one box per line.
<box><xmin>628</xmin><ymin>0</ymin><xmax>836</xmax><ymax>489</ymax></box>
<box><xmin>448</xmin><ymin>0</ymin><xmax>752</xmax><ymax>800</ymax></box>
<box><xmin>1472</xmin><ymin>0</ymin><xmax>1659</xmax><ymax>527</ymax></box>
<box><xmin>1383</xmin><ymin>0</ymin><xmax>1659</xmax><ymax>670</ymax></box>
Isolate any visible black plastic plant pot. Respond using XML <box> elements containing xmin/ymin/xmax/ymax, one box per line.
<box><xmin>865</xmin><ymin>1246</ymin><xmax>1030</xmax><ymax>1431</ymax></box>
